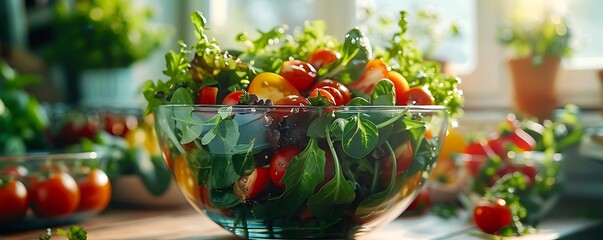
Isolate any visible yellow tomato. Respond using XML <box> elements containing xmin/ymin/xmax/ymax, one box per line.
<box><xmin>248</xmin><ymin>72</ymin><xmax>301</xmax><ymax>102</ymax></box>
<box><xmin>124</xmin><ymin>128</ymin><xmax>147</xmax><ymax>148</ymax></box>
<box><xmin>430</xmin><ymin>128</ymin><xmax>467</xmax><ymax>184</ymax></box>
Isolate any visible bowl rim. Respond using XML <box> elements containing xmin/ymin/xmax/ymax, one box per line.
<box><xmin>0</xmin><ymin>152</ymin><xmax>105</xmax><ymax>162</ymax></box>
<box><xmin>157</xmin><ymin>104</ymin><xmax>448</xmax><ymax>111</ymax></box>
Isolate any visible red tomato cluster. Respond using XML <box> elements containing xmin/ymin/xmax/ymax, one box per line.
<box><xmin>463</xmin><ymin>114</ymin><xmax>537</xmax><ymax>182</ymax></box>
<box><xmin>54</xmin><ymin>110</ymin><xmax>140</xmax><ymax>147</ymax></box>
<box><xmin>0</xmin><ymin>165</ymin><xmax>111</xmax><ymax>224</ymax></box>
<box><xmin>193</xmin><ymin>49</ymin><xmax>435</xmax><ymax>108</ymax></box>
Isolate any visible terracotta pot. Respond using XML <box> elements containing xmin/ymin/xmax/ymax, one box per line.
<box><xmin>507</xmin><ymin>56</ymin><xmax>561</xmax><ymax>120</ymax></box>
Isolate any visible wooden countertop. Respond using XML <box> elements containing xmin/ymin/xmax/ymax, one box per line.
<box><xmin>2</xmin><ymin>202</ymin><xmax>600</xmax><ymax>240</ymax></box>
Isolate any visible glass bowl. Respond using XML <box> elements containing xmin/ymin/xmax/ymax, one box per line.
<box><xmin>0</xmin><ymin>152</ymin><xmax>111</xmax><ymax>233</ymax></box>
<box><xmin>455</xmin><ymin>151</ymin><xmax>564</xmax><ymax>225</ymax></box>
<box><xmin>154</xmin><ymin>104</ymin><xmax>448</xmax><ymax>239</ymax></box>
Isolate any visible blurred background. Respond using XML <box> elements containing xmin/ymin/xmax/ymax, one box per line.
<box><xmin>1</xmin><ymin>0</ymin><xmax>601</xmax><ymax>111</ymax></box>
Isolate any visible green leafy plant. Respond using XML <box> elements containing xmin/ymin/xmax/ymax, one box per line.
<box><xmin>45</xmin><ymin>0</ymin><xmax>166</xmax><ymax>70</ymax></box>
<box><xmin>497</xmin><ymin>10</ymin><xmax>572</xmax><ymax>65</ymax></box>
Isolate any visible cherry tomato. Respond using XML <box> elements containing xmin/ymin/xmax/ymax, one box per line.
<box><xmin>234</xmin><ymin>168</ymin><xmax>271</xmax><ymax>199</ymax></box>
<box><xmin>1</xmin><ymin>165</ymin><xmax>28</xmax><ymax>178</ymax></box>
<box><xmin>309</xmin><ymin>88</ymin><xmax>336</xmax><ymax>106</ymax></box>
<box><xmin>347</xmin><ymin>58</ymin><xmax>389</xmax><ymax>94</ymax></box>
<box><xmin>174</xmin><ymin>156</ymin><xmax>200</xmax><ymax>202</ymax></box>
<box><xmin>0</xmin><ymin>178</ymin><xmax>28</xmax><ymax>224</ymax></box>
<box><xmin>312</xmin><ymin>79</ymin><xmax>352</xmax><ymax>104</ymax></box>
<box><xmin>399</xmin><ymin>87</ymin><xmax>435</xmax><ymax>105</ymax></box>
<box><xmin>307</xmin><ymin>49</ymin><xmax>341</xmax><ymax>69</ymax></box>
<box><xmin>386</xmin><ymin>71</ymin><xmax>411</xmax><ymax>105</ymax></box>
<box><xmin>487</xmin><ymin>137</ymin><xmax>509</xmax><ymax>159</ymax></box>
<box><xmin>104</xmin><ymin>113</ymin><xmax>125</xmax><ymax>136</ymax></box>
<box><xmin>248</xmin><ymin>72</ymin><xmax>301</xmax><ymax>102</ymax></box>
<box><xmin>473</xmin><ymin>199</ymin><xmax>513</xmax><ymax>234</ymax></box>
<box><xmin>406</xmin><ymin>188</ymin><xmax>432</xmax><ymax>215</ymax></box>
<box><xmin>279</xmin><ymin>60</ymin><xmax>317</xmax><ymax>91</ymax></box>
<box><xmin>507</xmin><ymin>128</ymin><xmax>536</xmax><ymax>152</ymax></box>
<box><xmin>221</xmin><ymin>90</ymin><xmax>245</xmax><ymax>105</ymax></box>
<box><xmin>269</xmin><ymin>146</ymin><xmax>302</xmax><ymax>189</ymax></box>
<box><xmin>319</xmin><ymin>86</ymin><xmax>345</xmax><ymax>106</ymax></box>
<box><xmin>30</xmin><ymin>172</ymin><xmax>80</xmax><ymax>218</ymax></box>
<box><xmin>464</xmin><ymin>141</ymin><xmax>489</xmax><ymax>156</ymax></box>
<box><xmin>380</xmin><ymin>138</ymin><xmax>414</xmax><ymax>186</ymax></box>
<box><xmin>77</xmin><ymin>168</ymin><xmax>111</xmax><ymax>212</ymax></box>
<box><xmin>272</xmin><ymin>95</ymin><xmax>311</xmax><ymax>123</ymax></box>
<box><xmin>196</xmin><ymin>86</ymin><xmax>218</xmax><ymax>104</ymax></box>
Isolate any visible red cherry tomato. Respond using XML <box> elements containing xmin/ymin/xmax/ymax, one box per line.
<box><xmin>104</xmin><ymin>113</ymin><xmax>125</xmax><ymax>136</ymax></box>
<box><xmin>234</xmin><ymin>168</ymin><xmax>271</xmax><ymax>199</ymax></box>
<box><xmin>248</xmin><ymin>72</ymin><xmax>301</xmax><ymax>102</ymax></box>
<box><xmin>399</xmin><ymin>87</ymin><xmax>435</xmax><ymax>105</ymax></box>
<box><xmin>318</xmin><ymin>86</ymin><xmax>345</xmax><ymax>106</ymax></box>
<box><xmin>380</xmin><ymin>139</ymin><xmax>414</xmax><ymax>185</ymax></box>
<box><xmin>307</xmin><ymin>49</ymin><xmax>341</xmax><ymax>69</ymax></box>
<box><xmin>309</xmin><ymin>88</ymin><xmax>336</xmax><ymax>106</ymax></box>
<box><xmin>77</xmin><ymin>168</ymin><xmax>111</xmax><ymax>212</ymax></box>
<box><xmin>387</xmin><ymin>71</ymin><xmax>411</xmax><ymax>105</ymax></box>
<box><xmin>473</xmin><ymin>199</ymin><xmax>513</xmax><ymax>234</ymax></box>
<box><xmin>269</xmin><ymin>146</ymin><xmax>302</xmax><ymax>189</ymax></box>
<box><xmin>222</xmin><ymin>90</ymin><xmax>245</xmax><ymax>105</ymax></box>
<box><xmin>279</xmin><ymin>60</ymin><xmax>317</xmax><ymax>91</ymax></box>
<box><xmin>312</xmin><ymin>79</ymin><xmax>352</xmax><ymax>104</ymax></box>
<box><xmin>406</xmin><ymin>188</ymin><xmax>432</xmax><ymax>215</ymax></box>
<box><xmin>30</xmin><ymin>172</ymin><xmax>80</xmax><ymax>218</ymax></box>
<box><xmin>347</xmin><ymin>58</ymin><xmax>389</xmax><ymax>94</ymax></box>
<box><xmin>272</xmin><ymin>95</ymin><xmax>311</xmax><ymax>123</ymax></box>
<box><xmin>507</xmin><ymin>129</ymin><xmax>536</xmax><ymax>152</ymax></box>
<box><xmin>1</xmin><ymin>165</ymin><xmax>28</xmax><ymax>178</ymax></box>
<box><xmin>196</xmin><ymin>87</ymin><xmax>218</xmax><ymax>104</ymax></box>
<box><xmin>487</xmin><ymin>137</ymin><xmax>509</xmax><ymax>159</ymax></box>
<box><xmin>0</xmin><ymin>178</ymin><xmax>29</xmax><ymax>224</ymax></box>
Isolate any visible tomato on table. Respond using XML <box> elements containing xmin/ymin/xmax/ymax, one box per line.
<box><xmin>473</xmin><ymin>199</ymin><xmax>513</xmax><ymax>235</ymax></box>
<box><xmin>30</xmin><ymin>172</ymin><xmax>80</xmax><ymax>218</ymax></box>
<box><xmin>77</xmin><ymin>168</ymin><xmax>111</xmax><ymax>212</ymax></box>
<box><xmin>196</xmin><ymin>86</ymin><xmax>218</xmax><ymax>104</ymax></box>
<box><xmin>0</xmin><ymin>178</ymin><xmax>28</xmax><ymax>224</ymax></box>
<box><xmin>234</xmin><ymin>168</ymin><xmax>271</xmax><ymax>200</ymax></box>
<box><xmin>399</xmin><ymin>86</ymin><xmax>435</xmax><ymax>105</ymax></box>
<box><xmin>269</xmin><ymin>146</ymin><xmax>302</xmax><ymax>189</ymax></box>
<box><xmin>222</xmin><ymin>90</ymin><xmax>245</xmax><ymax>105</ymax></box>
<box><xmin>248</xmin><ymin>72</ymin><xmax>301</xmax><ymax>102</ymax></box>
<box><xmin>279</xmin><ymin>60</ymin><xmax>318</xmax><ymax>91</ymax></box>
<box><xmin>307</xmin><ymin>49</ymin><xmax>341</xmax><ymax>69</ymax></box>
<box><xmin>312</xmin><ymin>79</ymin><xmax>352</xmax><ymax>104</ymax></box>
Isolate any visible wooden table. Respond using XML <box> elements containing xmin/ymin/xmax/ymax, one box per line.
<box><xmin>2</xmin><ymin>201</ymin><xmax>600</xmax><ymax>240</ymax></box>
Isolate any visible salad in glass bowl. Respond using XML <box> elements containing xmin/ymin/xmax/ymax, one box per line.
<box><xmin>144</xmin><ymin>11</ymin><xmax>462</xmax><ymax>239</ymax></box>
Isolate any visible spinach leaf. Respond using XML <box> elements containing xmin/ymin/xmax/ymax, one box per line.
<box><xmin>355</xmin><ymin>141</ymin><xmax>398</xmax><ymax>218</ymax></box>
<box><xmin>342</xmin><ymin>114</ymin><xmax>379</xmax><ymax>159</ymax></box>
<box><xmin>308</xmin><ymin>125</ymin><xmax>356</xmax><ymax>224</ymax></box>
<box><xmin>210</xmin><ymin>155</ymin><xmax>240</xmax><ymax>189</ymax></box>
<box><xmin>346</xmin><ymin>97</ymin><xmax>371</xmax><ymax>106</ymax></box>
<box><xmin>307</xmin><ymin>115</ymin><xmax>333</xmax><ymax>139</ymax></box>
<box><xmin>253</xmin><ymin>138</ymin><xmax>325</xmax><ymax>217</ymax></box>
<box><xmin>320</xmin><ymin>28</ymin><xmax>371</xmax><ymax>84</ymax></box>
<box><xmin>170</xmin><ymin>87</ymin><xmax>194</xmax><ymax>104</ymax></box>
<box><xmin>232</xmin><ymin>139</ymin><xmax>257</xmax><ymax>176</ymax></box>
<box><xmin>209</xmin><ymin>187</ymin><xmax>242</xmax><ymax>209</ymax></box>
<box><xmin>371</xmin><ymin>79</ymin><xmax>396</xmax><ymax>106</ymax></box>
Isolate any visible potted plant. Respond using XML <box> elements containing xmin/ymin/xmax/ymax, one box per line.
<box><xmin>497</xmin><ymin>10</ymin><xmax>572</xmax><ymax>121</ymax></box>
<box><xmin>44</xmin><ymin>0</ymin><xmax>165</xmax><ymax>107</ymax></box>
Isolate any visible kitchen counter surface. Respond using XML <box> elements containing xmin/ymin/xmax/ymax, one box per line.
<box><xmin>3</xmin><ymin>197</ymin><xmax>601</xmax><ymax>240</ymax></box>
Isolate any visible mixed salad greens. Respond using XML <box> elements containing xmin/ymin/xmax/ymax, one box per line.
<box><xmin>144</xmin><ymin>11</ymin><xmax>460</xmax><ymax>238</ymax></box>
